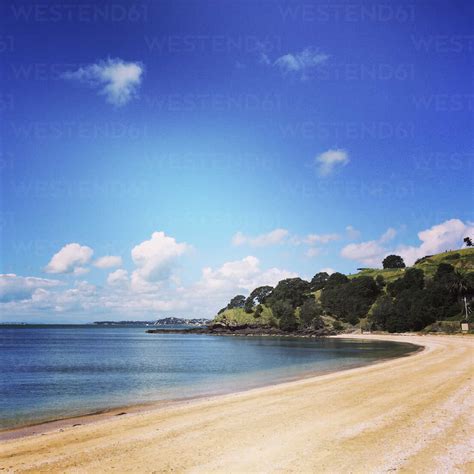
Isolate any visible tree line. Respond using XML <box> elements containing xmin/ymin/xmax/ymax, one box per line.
<box><xmin>219</xmin><ymin>251</ymin><xmax>474</xmax><ymax>333</ymax></box>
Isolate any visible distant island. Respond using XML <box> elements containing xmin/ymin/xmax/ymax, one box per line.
<box><xmin>95</xmin><ymin>317</ymin><xmax>209</xmax><ymax>327</ymax></box>
<box><xmin>148</xmin><ymin>248</ymin><xmax>474</xmax><ymax>337</ymax></box>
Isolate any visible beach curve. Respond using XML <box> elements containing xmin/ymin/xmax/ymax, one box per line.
<box><xmin>1</xmin><ymin>334</ymin><xmax>473</xmax><ymax>473</ymax></box>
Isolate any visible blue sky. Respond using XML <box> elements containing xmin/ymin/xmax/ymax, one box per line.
<box><xmin>1</xmin><ymin>0</ymin><xmax>473</xmax><ymax>322</ymax></box>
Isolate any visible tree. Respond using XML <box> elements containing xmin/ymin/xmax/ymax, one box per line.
<box><xmin>299</xmin><ymin>299</ymin><xmax>323</xmax><ymax>328</ymax></box>
<box><xmin>227</xmin><ymin>295</ymin><xmax>246</xmax><ymax>309</ymax></box>
<box><xmin>271</xmin><ymin>300</ymin><xmax>298</xmax><ymax>331</ymax></box>
<box><xmin>370</xmin><ymin>295</ymin><xmax>395</xmax><ymax>330</ymax></box>
<box><xmin>244</xmin><ymin>285</ymin><xmax>273</xmax><ymax>312</ymax></box>
<box><xmin>267</xmin><ymin>278</ymin><xmax>311</xmax><ymax>309</ymax></box>
<box><xmin>321</xmin><ymin>276</ymin><xmax>379</xmax><ymax>324</ymax></box>
<box><xmin>310</xmin><ymin>272</ymin><xmax>329</xmax><ymax>291</ymax></box>
<box><xmin>325</xmin><ymin>272</ymin><xmax>349</xmax><ymax>288</ymax></box>
<box><xmin>387</xmin><ymin>268</ymin><xmax>424</xmax><ymax>297</ymax></box>
<box><xmin>254</xmin><ymin>304</ymin><xmax>263</xmax><ymax>318</ymax></box>
<box><xmin>382</xmin><ymin>254</ymin><xmax>406</xmax><ymax>269</ymax></box>
<box><xmin>464</xmin><ymin>236</ymin><xmax>473</xmax><ymax>247</ymax></box>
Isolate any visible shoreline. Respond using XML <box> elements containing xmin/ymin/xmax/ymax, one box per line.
<box><xmin>2</xmin><ymin>334</ymin><xmax>473</xmax><ymax>473</ymax></box>
<box><xmin>0</xmin><ymin>335</ymin><xmax>421</xmax><ymax>440</ymax></box>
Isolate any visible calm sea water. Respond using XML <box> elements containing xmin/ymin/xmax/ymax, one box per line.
<box><xmin>0</xmin><ymin>326</ymin><xmax>417</xmax><ymax>429</ymax></box>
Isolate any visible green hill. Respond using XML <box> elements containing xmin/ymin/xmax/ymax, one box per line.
<box><xmin>211</xmin><ymin>248</ymin><xmax>474</xmax><ymax>333</ymax></box>
<box><xmin>349</xmin><ymin>248</ymin><xmax>474</xmax><ymax>283</ymax></box>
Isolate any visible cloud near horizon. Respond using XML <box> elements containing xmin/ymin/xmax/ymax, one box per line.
<box><xmin>62</xmin><ymin>58</ymin><xmax>144</xmax><ymax>106</ymax></box>
<box><xmin>341</xmin><ymin>219</ymin><xmax>473</xmax><ymax>266</ymax></box>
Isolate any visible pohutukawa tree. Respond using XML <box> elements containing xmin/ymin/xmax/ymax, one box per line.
<box><xmin>382</xmin><ymin>254</ymin><xmax>406</xmax><ymax>269</ymax></box>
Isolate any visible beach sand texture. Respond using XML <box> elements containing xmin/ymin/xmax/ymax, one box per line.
<box><xmin>1</xmin><ymin>334</ymin><xmax>473</xmax><ymax>473</ymax></box>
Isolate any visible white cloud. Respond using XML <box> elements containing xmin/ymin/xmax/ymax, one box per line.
<box><xmin>195</xmin><ymin>256</ymin><xmax>297</xmax><ymax>297</ymax></box>
<box><xmin>346</xmin><ymin>225</ymin><xmax>361</xmax><ymax>240</ymax></box>
<box><xmin>131</xmin><ymin>231</ymin><xmax>189</xmax><ymax>291</ymax></box>
<box><xmin>340</xmin><ymin>219</ymin><xmax>474</xmax><ymax>267</ymax></box>
<box><xmin>107</xmin><ymin>269</ymin><xmax>129</xmax><ymax>286</ymax></box>
<box><xmin>380</xmin><ymin>227</ymin><xmax>397</xmax><ymax>243</ymax></box>
<box><xmin>340</xmin><ymin>240</ymin><xmax>387</xmax><ymax>267</ymax></box>
<box><xmin>62</xmin><ymin>58</ymin><xmax>144</xmax><ymax>106</ymax></box>
<box><xmin>396</xmin><ymin>219</ymin><xmax>474</xmax><ymax>265</ymax></box>
<box><xmin>315</xmin><ymin>149</ymin><xmax>349</xmax><ymax>177</ymax></box>
<box><xmin>232</xmin><ymin>228</ymin><xmax>289</xmax><ymax>247</ymax></box>
<box><xmin>340</xmin><ymin>226</ymin><xmax>399</xmax><ymax>266</ymax></box>
<box><xmin>304</xmin><ymin>233</ymin><xmax>340</xmax><ymax>244</ymax></box>
<box><xmin>45</xmin><ymin>243</ymin><xmax>93</xmax><ymax>274</ymax></box>
<box><xmin>274</xmin><ymin>47</ymin><xmax>329</xmax><ymax>79</ymax></box>
<box><xmin>0</xmin><ymin>274</ymin><xmax>62</xmax><ymax>303</ymax></box>
<box><xmin>94</xmin><ymin>255</ymin><xmax>123</xmax><ymax>269</ymax></box>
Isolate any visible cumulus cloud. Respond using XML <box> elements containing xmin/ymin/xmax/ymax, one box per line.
<box><xmin>341</xmin><ymin>240</ymin><xmax>387</xmax><ymax>267</ymax></box>
<box><xmin>107</xmin><ymin>269</ymin><xmax>129</xmax><ymax>286</ymax></box>
<box><xmin>62</xmin><ymin>58</ymin><xmax>144</xmax><ymax>106</ymax></box>
<box><xmin>0</xmin><ymin>274</ymin><xmax>62</xmax><ymax>303</ymax></box>
<box><xmin>304</xmin><ymin>233</ymin><xmax>340</xmax><ymax>244</ymax></box>
<box><xmin>131</xmin><ymin>231</ymin><xmax>190</xmax><ymax>291</ymax></box>
<box><xmin>232</xmin><ymin>228</ymin><xmax>289</xmax><ymax>247</ymax></box>
<box><xmin>315</xmin><ymin>149</ymin><xmax>349</xmax><ymax>177</ymax></box>
<box><xmin>396</xmin><ymin>219</ymin><xmax>474</xmax><ymax>265</ymax></box>
<box><xmin>94</xmin><ymin>256</ymin><xmax>123</xmax><ymax>269</ymax></box>
<box><xmin>341</xmin><ymin>219</ymin><xmax>473</xmax><ymax>267</ymax></box>
<box><xmin>274</xmin><ymin>47</ymin><xmax>329</xmax><ymax>79</ymax></box>
<box><xmin>45</xmin><ymin>243</ymin><xmax>93</xmax><ymax>274</ymax></box>
<box><xmin>196</xmin><ymin>256</ymin><xmax>297</xmax><ymax>297</ymax></box>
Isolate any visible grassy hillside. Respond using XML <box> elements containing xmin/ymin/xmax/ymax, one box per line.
<box><xmin>213</xmin><ymin>305</ymin><xmax>276</xmax><ymax>326</ymax></box>
<box><xmin>349</xmin><ymin>248</ymin><xmax>474</xmax><ymax>282</ymax></box>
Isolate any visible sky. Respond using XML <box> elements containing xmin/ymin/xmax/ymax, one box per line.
<box><xmin>0</xmin><ymin>0</ymin><xmax>473</xmax><ymax>322</ymax></box>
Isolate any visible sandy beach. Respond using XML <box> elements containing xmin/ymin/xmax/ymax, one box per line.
<box><xmin>1</xmin><ymin>334</ymin><xmax>473</xmax><ymax>473</ymax></box>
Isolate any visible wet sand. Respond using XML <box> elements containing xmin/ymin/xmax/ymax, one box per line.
<box><xmin>1</xmin><ymin>334</ymin><xmax>473</xmax><ymax>473</ymax></box>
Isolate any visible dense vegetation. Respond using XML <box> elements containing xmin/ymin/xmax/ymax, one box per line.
<box><xmin>213</xmin><ymin>248</ymin><xmax>474</xmax><ymax>333</ymax></box>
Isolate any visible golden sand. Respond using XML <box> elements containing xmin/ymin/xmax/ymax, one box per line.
<box><xmin>1</xmin><ymin>334</ymin><xmax>473</xmax><ymax>473</ymax></box>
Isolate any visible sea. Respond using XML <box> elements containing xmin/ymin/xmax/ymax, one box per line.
<box><xmin>0</xmin><ymin>325</ymin><xmax>418</xmax><ymax>429</ymax></box>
